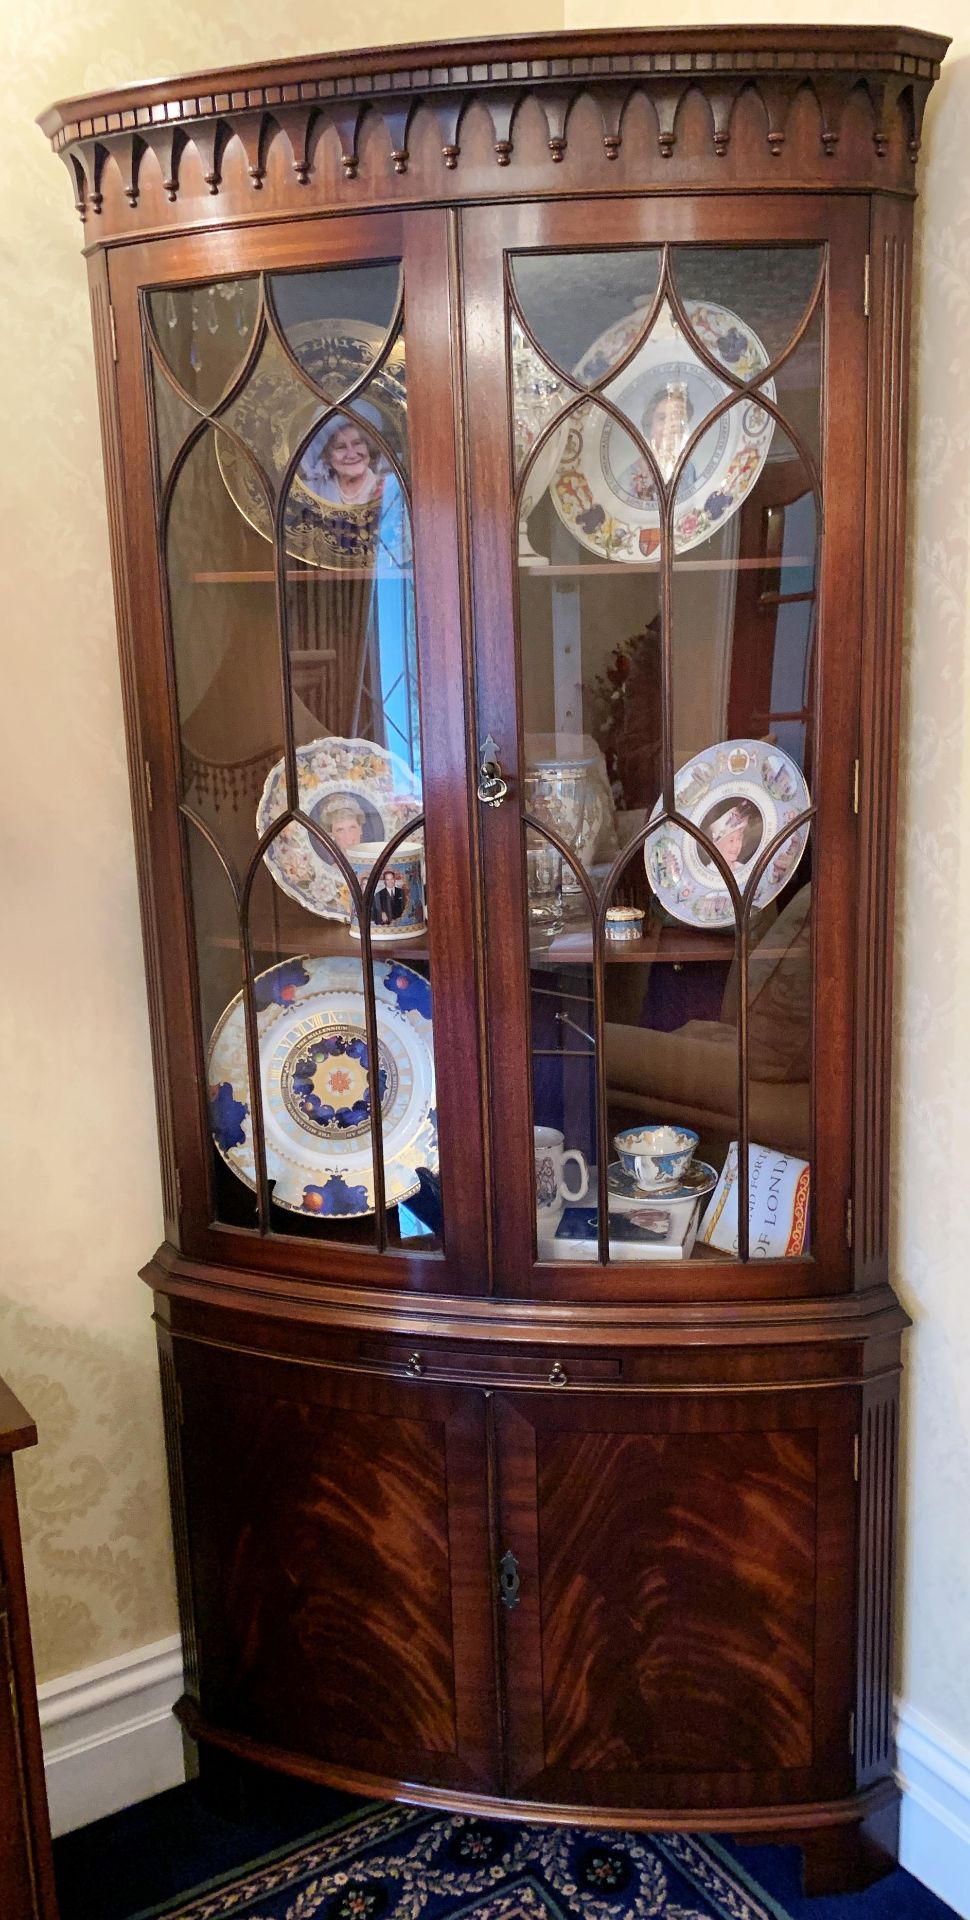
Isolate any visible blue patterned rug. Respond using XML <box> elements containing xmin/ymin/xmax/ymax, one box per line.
<box><xmin>131</xmin><ymin>1800</ymin><xmax>788</xmax><ymax>1920</ymax></box>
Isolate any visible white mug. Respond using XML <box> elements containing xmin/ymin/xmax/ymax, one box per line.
<box><xmin>534</xmin><ymin>1125</ymin><xmax>590</xmax><ymax>1217</ymax></box>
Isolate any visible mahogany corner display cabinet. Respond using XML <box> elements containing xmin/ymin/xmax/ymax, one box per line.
<box><xmin>41</xmin><ymin>24</ymin><xmax>946</xmax><ymax>1895</ymax></box>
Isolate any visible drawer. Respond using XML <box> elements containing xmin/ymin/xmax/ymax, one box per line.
<box><xmin>356</xmin><ymin>1341</ymin><xmax>622</xmax><ymax>1385</ymax></box>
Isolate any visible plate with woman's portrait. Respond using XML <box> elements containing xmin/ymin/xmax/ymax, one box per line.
<box><xmin>644</xmin><ymin>739</ymin><xmax>810</xmax><ymax>928</ymax></box>
<box><xmin>216</xmin><ymin>318</ymin><xmax>410</xmax><ymax>571</ymax></box>
<box><xmin>257</xmin><ymin>736</ymin><xmax>421</xmax><ymax>922</ymax></box>
<box><xmin>551</xmin><ymin>300</ymin><xmax>775</xmax><ymax>564</ymax></box>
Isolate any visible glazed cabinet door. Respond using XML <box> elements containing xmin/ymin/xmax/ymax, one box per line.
<box><xmin>461</xmin><ymin>197</ymin><xmax>868</xmax><ymax>1298</ymax></box>
<box><xmin>173</xmin><ymin>1337</ymin><xmax>499</xmax><ymax>1794</ymax></box>
<box><xmin>492</xmin><ymin>1385</ymin><xmax>858</xmax><ymax>1814</ymax></box>
<box><xmin>106</xmin><ymin>211</ymin><xmax>485</xmax><ymax>1291</ymax></box>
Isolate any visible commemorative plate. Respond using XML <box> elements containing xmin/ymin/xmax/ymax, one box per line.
<box><xmin>257</xmin><ymin>736</ymin><xmax>421</xmax><ymax>922</ymax></box>
<box><xmin>207</xmin><ymin>955</ymin><xmax>437</xmax><ymax>1217</ymax></box>
<box><xmin>216</xmin><ymin>318</ymin><xmax>410</xmax><ymax>571</ymax></box>
<box><xmin>551</xmin><ymin>299</ymin><xmax>775</xmax><ymax>564</ymax></box>
<box><xmin>644</xmin><ymin>738</ymin><xmax>810</xmax><ymax>929</ymax></box>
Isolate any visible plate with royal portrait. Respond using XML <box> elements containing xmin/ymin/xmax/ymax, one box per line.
<box><xmin>257</xmin><ymin>736</ymin><xmax>421</xmax><ymax>923</ymax></box>
<box><xmin>207</xmin><ymin>954</ymin><xmax>437</xmax><ymax>1218</ymax></box>
<box><xmin>551</xmin><ymin>300</ymin><xmax>775</xmax><ymax>564</ymax></box>
<box><xmin>643</xmin><ymin>739</ymin><xmax>810</xmax><ymax>929</ymax></box>
<box><xmin>216</xmin><ymin>318</ymin><xmax>411</xmax><ymax>571</ymax></box>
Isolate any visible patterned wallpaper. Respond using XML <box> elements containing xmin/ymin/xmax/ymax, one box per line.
<box><xmin>3</xmin><ymin>0</ymin><xmax>969</xmax><ymax>1775</ymax></box>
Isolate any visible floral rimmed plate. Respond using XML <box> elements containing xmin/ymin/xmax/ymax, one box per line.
<box><xmin>216</xmin><ymin>318</ymin><xmax>410</xmax><ymax>571</ymax></box>
<box><xmin>257</xmin><ymin>736</ymin><xmax>421</xmax><ymax>923</ymax></box>
<box><xmin>551</xmin><ymin>299</ymin><xmax>775</xmax><ymax>564</ymax></box>
<box><xmin>207</xmin><ymin>955</ymin><xmax>437</xmax><ymax>1218</ymax></box>
<box><xmin>644</xmin><ymin>738</ymin><xmax>810</xmax><ymax>930</ymax></box>
<box><xmin>607</xmin><ymin>1159</ymin><xmax>718</xmax><ymax>1205</ymax></box>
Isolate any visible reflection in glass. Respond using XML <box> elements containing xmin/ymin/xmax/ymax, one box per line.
<box><xmin>148</xmin><ymin>278</ymin><xmax>259</xmax><ymax>409</ymax></box>
<box><xmin>671</xmin><ymin>247</ymin><xmax>822</xmax><ymax>374</ymax></box>
<box><xmin>164</xmin><ymin>427</ymin><xmax>285</xmax><ymax>876</ymax></box>
<box><xmin>152</xmin><ymin>361</ymin><xmax>200</xmax><ymax>479</ymax></box>
<box><xmin>269</xmin><ymin>263</ymin><xmax>402</xmax><ymax>396</ymax></box>
<box><xmin>532</xmin><ymin>880</ymin><xmax>598</xmax><ymax>1264</ymax></box>
<box><xmin>218</xmin><ymin>329</ymin><xmax>326</xmax><ymax>529</ymax></box>
<box><xmin>672</xmin><ymin>419</ymin><xmax>818</xmax><ymax>781</ymax></box>
<box><xmin>149</xmin><ymin>258</ymin><xmax>440</xmax><ymax>1257</ymax></box>
<box><xmin>603</xmin><ymin>850</ymin><xmax>738</xmax><ymax>1265</ymax></box>
<box><xmin>511</xmin><ymin>241</ymin><xmax>824</xmax><ymax>1265</ymax></box>
<box><xmin>510</xmin><ymin>250</ymin><xmax>661</xmax><ymax>383</ymax></box>
<box><xmin>186</xmin><ymin>820</ymin><xmax>257</xmax><ymax>1231</ymax></box>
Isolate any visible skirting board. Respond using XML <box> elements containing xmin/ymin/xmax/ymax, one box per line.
<box><xmin>896</xmin><ymin>1700</ymin><xmax>970</xmax><ymax>1918</ymax></box>
<box><xmin>37</xmin><ymin>1635</ymin><xmax>186</xmax><ymax>1836</ymax></box>
<box><xmin>32</xmin><ymin>1645</ymin><xmax>970</xmax><ymax>1912</ymax></box>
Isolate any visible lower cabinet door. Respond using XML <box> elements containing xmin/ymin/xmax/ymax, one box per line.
<box><xmin>493</xmin><ymin>1385</ymin><xmax>858</xmax><ymax>1813</ymax></box>
<box><xmin>177</xmin><ymin>1343</ymin><xmax>498</xmax><ymax>1794</ymax></box>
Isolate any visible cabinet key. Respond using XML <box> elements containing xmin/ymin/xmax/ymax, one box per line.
<box><xmin>404</xmin><ymin>1352</ymin><xmax>425</xmax><ymax>1377</ymax></box>
<box><xmin>477</xmin><ymin>734</ymin><xmax>509</xmax><ymax>808</ymax></box>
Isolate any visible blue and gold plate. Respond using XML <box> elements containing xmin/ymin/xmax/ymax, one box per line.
<box><xmin>207</xmin><ymin>955</ymin><xmax>436</xmax><ymax>1217</ymax></box>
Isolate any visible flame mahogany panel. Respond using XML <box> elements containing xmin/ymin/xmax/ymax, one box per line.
<box><xmin>176</xmin><ymin>1340</ymin><xmax>499</xmax><ymax>1792</ymax></box>
<box><xmin>494</xmin><ymin>1385</ymin><xmax>857</xmax><ymax>1810</ymax></box>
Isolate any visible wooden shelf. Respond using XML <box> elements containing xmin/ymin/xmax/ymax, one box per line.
<box><xmin>190</xmin><ymin>568</ymin><xmax>412</xmax><ymax>583</ymax></box>
<box><xmin>531</xmin><ymin>925</ymin><xmax>737</xmax><ymax>965</ymax></box>
<box><xmin>520</xmin><ymin>555</ymin><xmax>812</xmax><ymax>576</ymax></box>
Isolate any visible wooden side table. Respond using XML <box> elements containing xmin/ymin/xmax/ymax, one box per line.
<box><xmin>0</xmin><ymin>1376</ymin><xmax>58</xmax><ymax>1919</ymax></box>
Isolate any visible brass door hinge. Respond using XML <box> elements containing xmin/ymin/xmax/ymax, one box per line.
<box><xmin>175</xmin><ymin>1166</ymin><xmax>183</xmax><ymax>1213</ymax></box>
<box><xmin>845</xmin><ymin>1196</ymin><xmax>853</xmax><ymax>1249</ymax></box>
<box><xmin>145</xmin><ymin>759</ymin><xmax>154</xmax><ymax>813</ymax></box>
<box><xmin>863</xmin><ymin>254</ymin><xmax>871</xmax><ymax>319</ymax></box>
<box><xmin>853</xmin><ymin>1433</ymin><xmax>860</xmax><ymax>1482</ymax></box>
<box><xmin>849</xmin><ymin>1709</ymin><xmax>856</xmax><ymax>1756</ymax></box>
<box><xmin>852</xmin><ymin>757</ymin><xmax>860</xmax><ymax>815</ymax></box>
<box><xmin>109</xmin><ymin>303</ymin><xmax>119</xmax><ymax>362</ymax></box>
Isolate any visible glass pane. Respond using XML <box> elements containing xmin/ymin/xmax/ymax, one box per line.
<box><xmin>670</xmin><ymin>418</ymin><xmax>818</xmax><ymax>781</ymax></box>
<box><xmin>671</xmin><ymin>246</ymin><xmax>822</xmax><ymax>376</ymax></box>
<box><xmin>164</xmin><ymin>425</ymin><xmax>284</xmax><ymax>874</ymax></box>
<box><xmin>270</xmin><ymin>263</ymin><xmax>402</xmax><ymax>398</ymax></box>
<box><xmin>511</xmin><ymin>242</ymin><xmax>822</xmax><ymax>1268</ymax></box>
<box><xmin>603</xmin><ymin>906</ymin><xmax>738</xmax><ymax>1265</ymax></box>
<box><xmin>510</xmin><ymin>250</ymin><xmax>661</xmax><ymax>385</ymax></box>
<box><xmin>243</xmin><ymin>842</ymin><xmax>438</xmax><ymax>1249</ymax></box>
<box><xmin>188</xmin><ymin>820</ymin><xmax>258</xmax><ymax>1231</ymax></box>
<box><xmin>151</xmin><ymin>359</ymin><xmax>200</xmax><ymax>478</ymax></box>
<box><xmin>150</xmin><ymin>260</ymin><xmax>440</xmax><ymax>1256</ymax></box>
<box><xmin>218</xmin><ymin>329</ymin><xmax>327</xmax><ymax>530</ymax></box>
<box><xmin>148</xmin><ymin>278</ymin><xmax>259</xmax><ymax>409</ymax></box>
<box><xmin>530</xmin><ymin>852</ymin><xmax>598</xmax><ymax>1265</ymax></box>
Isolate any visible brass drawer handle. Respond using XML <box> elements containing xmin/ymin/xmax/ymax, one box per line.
<box><xmin>548</xmin><ymin>1361</ymin><xmax>568</xmax><ymax>1386</ymax></box>
<box><xmin>405</xmin><ymin>1352</ymin><xmax>424</xmax><ymax>1377</ymax></box>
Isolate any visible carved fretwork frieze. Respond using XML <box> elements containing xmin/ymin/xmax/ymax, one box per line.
<box><xmin>38</xmin><ymin>27</ymin><xmax>947</xmax><ymax>236</ymax></box>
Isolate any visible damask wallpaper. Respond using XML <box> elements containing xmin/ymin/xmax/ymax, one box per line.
<box><xmin>2</xmin><ymin>0</ymin><xmax>969</xmax><ymax>1778</ymax></box>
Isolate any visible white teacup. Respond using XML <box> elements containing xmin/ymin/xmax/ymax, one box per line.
<box><xmin>535</xmin><ymin>1125</ymin><xmax>590</xmax><ymax>1216</ymax></box>
<box><xmin>614</xmin><ymin>1123</ymin><xmax>698</xmax><ymax>1192</ymax></box>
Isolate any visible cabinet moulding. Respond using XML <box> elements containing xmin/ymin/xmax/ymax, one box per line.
<box><xmin>39</xmin><ymin>27</ymin><xmax>947</xmax><ymax>233</ymax></box>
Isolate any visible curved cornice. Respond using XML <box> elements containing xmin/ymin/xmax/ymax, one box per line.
<box><xmin>39</xmin><ymin>26</ymin><xmax>948</xmax><ymax>240</ymax></box>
